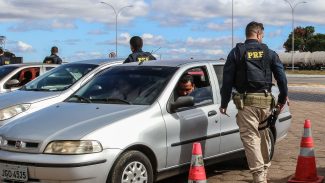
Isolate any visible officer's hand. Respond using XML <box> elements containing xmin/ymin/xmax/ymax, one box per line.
<box><xmin>219</xmin><ymin>107</ymin><xmax>226</xmax><ymax>114</ymax></box>
<box><xmin>219</xmin><ymin>107</ymin><xmax>230</xmax><ymax>117</ymax></box>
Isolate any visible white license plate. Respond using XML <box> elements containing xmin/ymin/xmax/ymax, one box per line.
<box><xmin>0</xmin><ymin>163</ymin><xmax>28</xmax><ymax>182</ymax></box>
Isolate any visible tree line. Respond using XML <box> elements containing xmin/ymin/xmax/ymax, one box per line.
<box><xmin>283</xmin><ymin>26</ymin><xmax>325</xmax><ymax>52</ymax></box>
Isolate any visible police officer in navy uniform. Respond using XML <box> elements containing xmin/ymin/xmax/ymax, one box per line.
<box><xmin>219</xmin><ymin>21</ymin><xmax>288</xmax><ymax>183</ymax></box>
<box><xmin>123</xmin><ymin>36</ymin><xmax>156</xmax><ymax>63</ymax></box>
<box><xmin>43</xmin><ymin>46</ymin><xmax>63</xmax><ymax>64</ymax></box>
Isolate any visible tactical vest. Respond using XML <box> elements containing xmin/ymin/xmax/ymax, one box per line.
<box><xmin>130</xmin><ymin>52</ymin><xmax>153</xmax><ymax>63</ymax></box>
<box><xmin>234</xmin><ymin>43</ymin><xmax>272</xmax><ymax>93</ymax></box>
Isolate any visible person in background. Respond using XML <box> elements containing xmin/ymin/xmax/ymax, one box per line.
<box><xmin>0</xmin><ymin>47</ymin><xmax>5</xmax><ymax>66</ymax></box>
<box><xmin>43</xmin><ymin>46</ymin><xmax>62</xmax><ymax>64</ymax></box>
<box><xmin>109</xmin><ymin>52</ymin><xmax>116</xmax><ymax>58</ymax></box>
<box><xmin>123</xmin><ymin>36</ymin><xmax>156</xmax><ymax>63</ymax></box>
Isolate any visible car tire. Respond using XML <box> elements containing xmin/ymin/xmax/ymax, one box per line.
<box><xmin>267</xmin><ymin>128</ymin><xmax>275</xmax><ymax>161</ymax></box>
<box><xmin>108</xmin><ymin>150</ymin><xmax>153</xmax><ymax>183</ymax></box>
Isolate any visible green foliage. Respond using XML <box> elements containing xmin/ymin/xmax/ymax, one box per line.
<box><xmin>283</xmin><ymin>26</ymin><xmax>325</xmax><ymax>52</ymax></box>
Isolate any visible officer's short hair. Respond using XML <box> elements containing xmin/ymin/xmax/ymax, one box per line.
<box><xmin>51</xmin><ymin>46</ymin><xmax>59</xmax><ymax>54</ymax></box>
<box><xmin>130</xmin><ymin>36</ymin><xmax>143</xmax><ymax>51</ymax></box>
<box><xmin>245</xmin><ymin>21</ymin><xmax>264</xmax><ymax>37</ymax></box>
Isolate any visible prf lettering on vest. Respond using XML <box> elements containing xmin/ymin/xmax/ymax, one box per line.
<box><xmin>247</xmin><ymin>51</ymin><xmax>264</xmax><ymax>59</ymax></box>
<box><xmin>137</xmin><ymin>57</ymin><xmax>149</xmax><ymax>62</ymax></box>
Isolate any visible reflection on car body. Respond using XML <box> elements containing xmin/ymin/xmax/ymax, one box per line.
<box><xmin>0</xmin><ymin>59</ymin><xmax>292</xmax><ymax>183</ymax></box>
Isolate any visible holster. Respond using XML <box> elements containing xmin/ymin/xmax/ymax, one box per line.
<box><xmin>232</xmin><ymin>93</ymin><xmax>244</xmax><ymax>110</ymax></box>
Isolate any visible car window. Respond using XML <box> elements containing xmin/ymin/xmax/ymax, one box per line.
<box><xmin>66</xmin><ymin>66</ymin><xmax>178</xmax><ymax>105</ymax></box>
<box><xmin>172</xmin><ymin>66</ymin><xmax>213</xmax><ymax>107</ymax></box>
<box><xmin>0</xmin><ymin>66</ymin><xmax>19</xmax><ymax>80</ymax></box>
<box><xmin>22</xmin><ymin>63</ymin><xmax>97</xmax><ymax>91</ymax></box>
<box><xmin>5</xmin><ymin>67</ymin><xmax>40</xmax><ymax>89</ymax></box>
<box><xmin>213</xmin><ymin>65</ymin><xmax>224</xmax><ymax>89</ymax></box>
<box><xmin>45</xmin><ymin>67</ymin><xmax>55</xmax><ymax>71</ymax></box>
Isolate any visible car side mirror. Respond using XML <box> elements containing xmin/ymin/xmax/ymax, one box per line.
<box><xmin>170</xmin><ymin>96</ymin><xmax>194</xmax><ymax>113</ymax></box>
<box><xmin>5</xmin><ymin>79</ymin><xmax>20</xmax><ymax>88</ymax></box>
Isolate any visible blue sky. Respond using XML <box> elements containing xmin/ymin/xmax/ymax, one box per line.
<box><xmin>0</xmin><ymin>0</ymin><xmax>324</xmax><ymax>62</ymax></box>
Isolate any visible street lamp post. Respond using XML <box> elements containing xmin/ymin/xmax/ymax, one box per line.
<box><xmin>101</xmin><ymin>2</ymin><xmax>133</xmax><ymax>57</ymax></box>
<box><xmin>284</xmin><ymin>0</ymin><xmax>307</xmax><ymax>71</ymax></box>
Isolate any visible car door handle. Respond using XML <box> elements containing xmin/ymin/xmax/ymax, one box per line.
<box><xmin>208</xmin><ymin>110</ymin><xmax>217</xmax><ymax>117</ymax></box>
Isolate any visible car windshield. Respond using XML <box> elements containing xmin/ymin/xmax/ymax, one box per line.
<box><xmin>21</xmin><ymin>63</ymin><xmax>98</xmax><ymax>91</ymax></box>
<box><xmin>66</xmin><ymin>66</ymin><xmax>178</xmax><ymax>105</ymax></box>
<box><xmin>0</xmin><ymin>66</ymin><xmax>19</xmax><ymax>80</ymax></box>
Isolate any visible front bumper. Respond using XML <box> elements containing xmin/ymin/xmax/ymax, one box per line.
<box><xmin>0</xmin><ymin>148</ymin><xmax>121</xmax><ymax>182</ymax></box>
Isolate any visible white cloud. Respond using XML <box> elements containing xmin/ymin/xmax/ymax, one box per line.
<box><xmin>67</xmin><ymin>51</ymin><xmax>105</xmax><ymax>61</ymax></box>
<box><xmin>204</xmin><ymin>49</ymin><xmax>224</xmax><ymax>55</ymax></box>
<box><xmin>51</xmin><ymin>20</ymin><xmax>77</xmax><ymax>29</ymax></box>
<box><xmin>116</xmin><ymin>32</ymin><xmax>166</xmax><ymax>46</ymax></box>
<box><xmin>88</xmin><ymin>29</ymin><xmax>108</xmax><ymax>35</ymax></box>
<box><xmin>150</xmin><ymin>0</ymin><xmax>324</xmax><ymax>26</ymax></box>
<box><xmin>269</xmin><ymin>29</ymin><xmax>283</xmax><ymax>38</ymax></box>
<box><xmin>13</xmin><ymin>41</ymin><xmax>34</xmax><ymax>53</ymax></box>
<box><xmin>0</xmin><ymin>0</ymin><xmax>149</xmax><ymax>31</ymax></box>
<box><xmin>186</xmin><ymin>36</ymin><xmax>233</xmax><ymax>49</ymax></box>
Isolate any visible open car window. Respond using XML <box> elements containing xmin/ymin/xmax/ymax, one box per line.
<box><xmin>66</xmin><ymin>66</ymin><xmax>178</xmax><ymax>105</ymax></box>
<box><xmin>21</xmin><ymin>63</ymin><xmax>97</xmax><ymax>91</ymax></box>
<box><xmin>172</xmin><ymin>66</ymin><xmax>213</xmax><ymax>107</ymax></box>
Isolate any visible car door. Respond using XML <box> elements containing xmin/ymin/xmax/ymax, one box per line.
<box><xmin>162</xmin><ymin>64</ymin><xmax>221</xmax><ymax>167</ymax></box>
<box><xmin>211</xmin><ymin>64</ymin><xmax>243</xmax><ymax>154</ymax></box>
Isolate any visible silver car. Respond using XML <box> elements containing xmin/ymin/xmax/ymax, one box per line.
<box><xmin>0</xmin><ymin>60</ymin><xmax>291</xmax><ymax>183</ymax></box>
<box><xmin>0</xmin><ymin>59</ymin><xmax>122</xmax><ymax>126</ymax></box>
<box><xmin>0</xmin><ymin>63</ymin><xmax>58</xmax><ymax>93</ymax></box>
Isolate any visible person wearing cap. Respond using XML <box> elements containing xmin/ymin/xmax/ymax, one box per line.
<box><xmin>43</xmin><ymin>46</ymin><xmax>63</xmax><ymax>64</ymax></box>
<box><xmin>123</xmin><ymin>36</ymin><xmax>156</xmax><ymax>63</ymax></box>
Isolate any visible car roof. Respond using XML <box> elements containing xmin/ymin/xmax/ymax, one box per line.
<box><xmin>121</xmin><ymin>59</ymin><xmax>225</xmax><ymax>67</ymax></box>
<box><xmin>67</xmin><ymin>58</ymin><xmax>125</xmax><ymax>66</ymax></box>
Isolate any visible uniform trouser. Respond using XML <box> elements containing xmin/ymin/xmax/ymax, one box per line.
<box><xmin>236</xmin><ymin>106</ymin><xmax>271</xmax><ymax>183</ymax></box>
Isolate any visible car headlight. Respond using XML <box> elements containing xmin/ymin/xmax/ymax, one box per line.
<box><xmin>44</xmin><ymin>140</ymin><xmax>103</xmax><ymax>154</ymax></box>
<box><xmin>0</xmin><ymin>104</ymin><xmax>31</xmax><ymax>121</ymax></box>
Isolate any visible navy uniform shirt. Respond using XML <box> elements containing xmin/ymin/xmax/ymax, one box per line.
<box><xmin>43</xmin><ymin>54</ymin><xmax>62</xmax><ymax>64</ymax></box>
<box><xmin>220</xmin><ymin>39</ymin><xmax>288</xmax><ymax>108</ymax></box>
<box><xmin>123</xmin><ymin>49</ymin><xmax>156</xmax><ymax>63</ymax></box>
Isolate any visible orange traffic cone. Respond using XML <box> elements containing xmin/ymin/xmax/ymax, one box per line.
<box><xmin>188</xmin><ymin>142</ymin><xmax>207</xmax><ymax>183</ymax></box>
<box><xmin>288</xmin><ymin>119</ymin><xmax>324</xmax><ymax>183</ymax></box>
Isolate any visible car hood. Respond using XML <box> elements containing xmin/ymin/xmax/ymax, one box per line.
<box><xmin>0</xmin><ymin>90</ymin><xmax>62</xmax><ymax>109</ymax></box>
<box><xmin>0</xmin><ymin>102</ymin><xmax>148</xmax><ymax>142</ymax></box>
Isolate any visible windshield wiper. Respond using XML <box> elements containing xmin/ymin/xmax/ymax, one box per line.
<box><xmin>70</xmin><ymin>94</ymin><xmax>92</xmax><ymax>103</ymax></box>
<box><xmin>92</xmin><ymin>98</ymin><xmax>131</xmax><ymax>104</ymax></box>
<box><xmin>22</xmin><ymin>88</ymin><xmax>51</xmax><ymax>91</ymax></box>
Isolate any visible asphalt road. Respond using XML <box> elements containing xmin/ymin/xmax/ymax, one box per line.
<box><xmin>287</xmin><ymin>74</ymin><xmax>325</xmax><ymax>85</ymax></box>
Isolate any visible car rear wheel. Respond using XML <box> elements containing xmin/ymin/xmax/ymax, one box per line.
<box><xmin>267</xmin><ymin>128</ymin><xmax>275</xmax><ymax>160</ymax></box>
<box><xmin>108</xmin><ymin>150</ymin><xmax>153</xmax><ymax>183</ymax></box>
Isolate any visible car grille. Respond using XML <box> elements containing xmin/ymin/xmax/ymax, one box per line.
<box><xmin>0</xmin><ymin>137</ymin><xmax>41</xmax><ymax>153</ymax></box>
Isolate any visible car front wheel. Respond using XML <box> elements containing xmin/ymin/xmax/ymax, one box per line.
<box><xmin>108</xmin><ymin>150</ymin><xmax>153</xmax><ymax>183</ymax></box>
